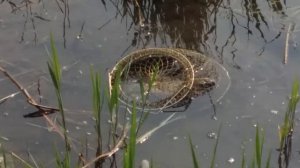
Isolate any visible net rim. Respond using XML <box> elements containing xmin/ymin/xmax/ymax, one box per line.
<box><xmin>109</xmin><ymin>48</ymin><xmax>195</xmax><ymax>110</ymax></box>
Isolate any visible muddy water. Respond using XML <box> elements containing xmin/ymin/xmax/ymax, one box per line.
<box><xmin>1</xmin><ymin>0</ymin><xmax>300</xmax><ymax>167</ymax></box>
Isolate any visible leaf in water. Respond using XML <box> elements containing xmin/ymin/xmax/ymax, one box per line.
<box><xmin>137</xmin><ymin>113</ymin><xmax>185</xmax><ymax>144</ymax></box>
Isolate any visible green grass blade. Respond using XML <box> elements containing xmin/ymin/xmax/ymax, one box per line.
<box><xmin>48</xmin><ymin>33</ymin><xmax>61</xmax><ymax>91</ymax></box>
<box><xmin>123</xmin><ymin>150</ymin><xmax>129</xmax><ymax>168</ymax></box>
<box><xmin>250</xmin><ymin>152</ymin><xmax>255</xmax><ymax>168</ymax></box>
<box><xmin>48</xmin><ymin>33</ymin><xmax>71</xmax><ymax>166</ymax></box>
<box><xmin>265</xmin><ymin>150</ymin><xmax>271</xmax><ymax>168</ymax></box>
<box><xmin>129</xmin><ymin>101</ymin><xmax>137</xmax><ymax>168</ymax></box>
<box><xmin>210</xmin><ymin>125</ymin><xmax>221</xmax><ymax>168</ymax></box>
<box><xmin>188</xmin><ymin>135</ymin><xmax>200</xmax><ymax>168</ymax></box>
<box><xmin>109</xmin><ymin>68</ymin><xmax>121</xmax><ymax>113</ymax></box>
<box><xmin>124</xmin><ymin>101</ymin><xmax>137</xmax><ymax>168</ymax></box>
<box><xmin>150</xmin><ymin>158</ymin><xmax>154</xmax><ymax>168</ymax></box>
<box><xmin>241</xmin><ymin>148</ymin><xmax>246</xmax><ymax>168</ymax></box>
<box><xmin>255</xmin><ymin>126</ymin><xmax>262</xmax><ymax>168</ymax></box>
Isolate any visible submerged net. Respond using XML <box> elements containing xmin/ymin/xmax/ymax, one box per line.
<box><xmin>109</xmin><ymin>48</ymin><xmax>229</xmax><ymax>111</ymax></box>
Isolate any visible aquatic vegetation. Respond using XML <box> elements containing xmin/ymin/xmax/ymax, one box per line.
<box><xmin>48</xmin><ymin>33</ymin><xmax>71</xmax><ymax>167</ymax></box>
<box><xmin>277</xmin><ymin>80</ymin><xmax>299</xmax><ymax>168</ymax></box>
<box><xmin>188</xmin><ymin>135</ymin><xmax>200</xmax><ymax>168</ymax></box>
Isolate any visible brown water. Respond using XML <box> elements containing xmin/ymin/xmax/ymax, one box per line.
<box><xmin>1</xmin><ymin>0</ymin><xmax>300</xmax><ymax>167</ymax></box>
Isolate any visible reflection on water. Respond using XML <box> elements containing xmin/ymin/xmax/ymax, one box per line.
<box><xmin>1</xmin><ymin>0</ymin><xmax>291</xmax><ymax>56</ymax></box>
<box><xmin>1</xmin><ymin>0</ymin><xmax>300</xmax><ymax>167</ymax></box>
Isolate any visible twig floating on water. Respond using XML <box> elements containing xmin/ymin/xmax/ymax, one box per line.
<box><xmin>284</xmin><ymin>23</ymin><xmax>293</xmax><ymax>64</ymax></box>
<box><xmin>0</xmin><ymin>92</ymin><xmax>20</xmax><ymax>104</ymax></box>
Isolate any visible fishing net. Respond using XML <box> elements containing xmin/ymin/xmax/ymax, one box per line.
<box><xmin>109</xmin><ymin>48</ymin><xmax>230</xmax><ymax>111</ymax></box>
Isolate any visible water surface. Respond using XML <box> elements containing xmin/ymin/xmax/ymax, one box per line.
<box><xmin>1</xmin><ymin>0</ymin><xmax>300</xmax><ymax>167</ymax></box>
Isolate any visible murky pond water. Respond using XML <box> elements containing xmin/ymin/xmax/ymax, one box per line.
<box><xmin>1</xmin><ymin>0</ymin><xmax>300</xmax><ymax>167</ymax></box>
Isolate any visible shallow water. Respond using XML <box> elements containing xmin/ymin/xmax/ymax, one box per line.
<box><xmin>1</xmin><ymin>0</ymin><xmax>300</xmax><ymax>167</ymax></box>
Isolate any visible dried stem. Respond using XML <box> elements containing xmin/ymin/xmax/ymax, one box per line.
<box><xmin>0</xmin><ymin>66</ymin><xmax>59</xmax><ymax>116</ymax></box>
<box><xmin>82</xmin><ymin>125</ymin><xmax>128</xmax><ymax>168</ymax></box>
<box><xmin>284</xmin><ymin>23</ymin><xmax>292</xmax><ymax>64</ymax></box>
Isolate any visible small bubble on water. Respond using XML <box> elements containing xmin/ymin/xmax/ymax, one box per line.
<box><xmin>270</xmin><ymin>109</ymin><xmax>278</xmax><ymax>114</ymax></box>
<box><xmin>248</xmin><ymin>85</ymin><xmax>252</xmax><ymax>89</ymax></box>
<box><xmin>3</xmin><ymin>112</ymin><xmax>8</xmax><ymax>116</ymax></box>
<box><xmin>207</xmin><ymin>132</ymin><xmax>217</xmax><ymax>139</ymax></box>
<box><xmin>251</xmin><ymin>77</ymin><xmax>255</xmax><ymax>81</ymax></box>
<box><xmin>86</xmin><ymin>132</ymin><xmax>92</xmax><ymax>136</ymax></box>
<box><xmin>252</xmin><ymin>94</ymin><xmax>256</xmax><ymax>98</ymax></box>
<box><xmin>173</xmin><ymin>136</ymin><xmax>178</xmax><ymax>140</ymax></box>
<box><xmin>82</xmin><ymin>121</ymin><xmax>88</xmax><ymax>125</ymax></box>
<box><xmin>250</xmin><ymin>102</ymin><xmax>254</xmax><ymax>106</ymax></box>
<box><xmin>228</xmin><ymin>157</ymin><xmax>235</xmax><ymax>163</ymax></box>
<box><xmin>282</xmin><ymin>101</ymin><xmax>285</xmax><ymax>105</ymax></box>
<box><xmin>269</xmin><ymin>91</ymin><xmax>273</xmax><ymax>94</ymax></box>
<box><xmin>212</xmin><ymin>115</ymin><xmax>218</xmax><ymax>120</ymax></box>
<box><xmin>97</xmin><ymin>44</ymin><xmax>102</xmax><ymax>48</ymax></box>
<box><xmin>75</xmin><ymin>126</ymin><xmax>80</xmax><ymax>130</ymax></box>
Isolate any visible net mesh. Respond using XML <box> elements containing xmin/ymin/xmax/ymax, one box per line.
<box><xmin>109</xmin><ymin>48</ymin><xmax>224</xmax><ymax>110</ymax></box>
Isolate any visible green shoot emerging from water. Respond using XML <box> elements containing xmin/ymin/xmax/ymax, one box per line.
<box><xmin>210</xmin><ymin>125</ymin><xmax>221</xmax><ymax>168</ymax></box>
<box><xmin>124</xmin><ymin>101</ymin><xmax>137</xmax><ymax>168</ymax></box>
<box><xmin>48</xmin><ymin>33</ymin><xmax>70</xmax><ymax>166</ymax></box>
<box><xmin>90</xmin><ymin>66</ymin><xmax>104</xmax><ymax>166</ymax></box>
<box><xmin>278</xmin><ymin>80</ymin><xmax>299</xmax><ymax>168</ymax></box>
<box><xmin>188</xmin><ymin>135</ymin><xmax>200</xmax><ymax>168</ymax></box>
